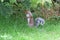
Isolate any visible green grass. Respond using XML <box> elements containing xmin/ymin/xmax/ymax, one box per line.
<box><xmin>0</xmin><ymin>16</ymin><xmax>60</xmax><ymax>40</ymax></box>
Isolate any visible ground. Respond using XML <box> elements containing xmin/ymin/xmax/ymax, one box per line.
<box><xmin>0</xmin><ymin>17</ymin><xmax>60</xmax><ymax>40</ymax></box>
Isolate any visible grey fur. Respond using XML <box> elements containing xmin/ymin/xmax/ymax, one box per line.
<box><xmin>35</xmin><ymin>17</ymin><xmax>45</xmax><ymax>26</ymax></box>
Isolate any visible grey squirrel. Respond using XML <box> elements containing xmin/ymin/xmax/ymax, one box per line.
<box><xmin>35</xmin><ymin>17</ymin><xmax>45</xmax><ymax>27</ymax></box>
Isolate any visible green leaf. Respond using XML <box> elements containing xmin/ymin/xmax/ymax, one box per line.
<box><xmin>0</xmin><ymin>3</ymin><xmax>13</xmax><ymax>18</ymax></box>
<box><xmin>9</xmin><ymin>0</ymin><xmax>16</xmax><ymax>4</ymax></box>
